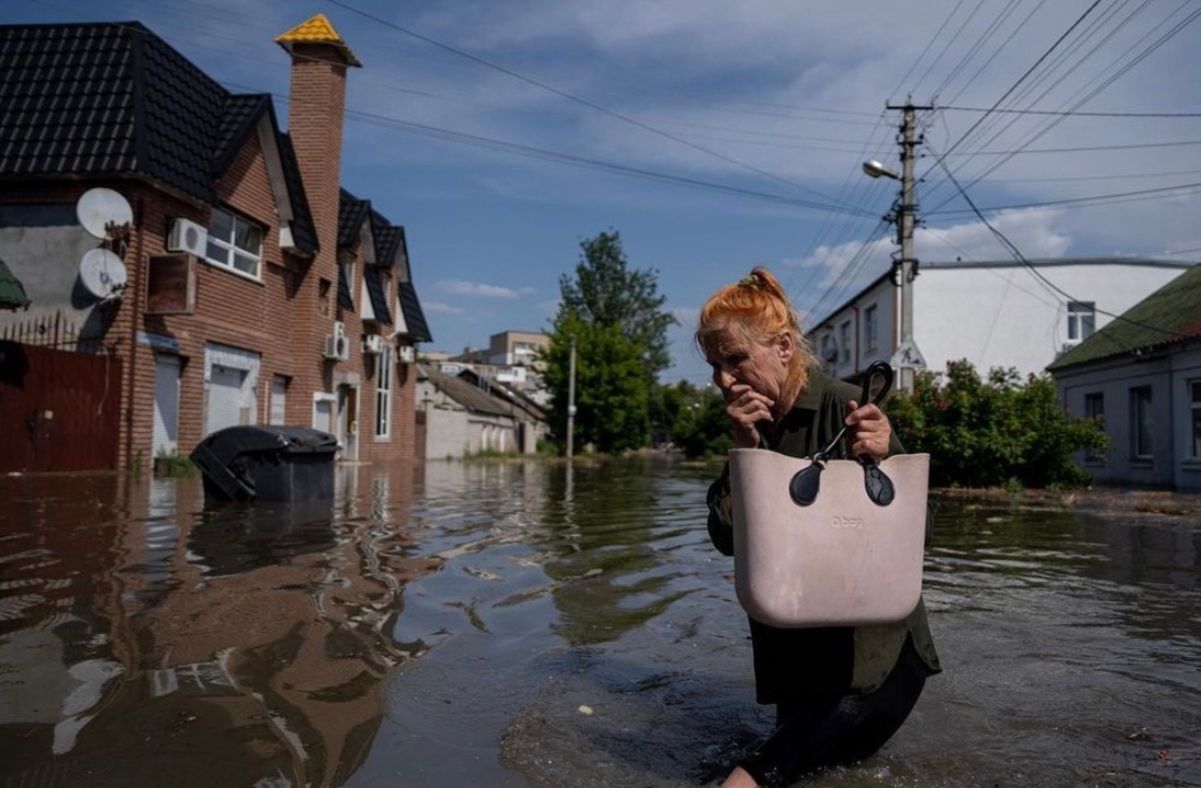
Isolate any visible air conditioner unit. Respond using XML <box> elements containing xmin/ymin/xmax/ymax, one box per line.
<box><xmin>167</xmin><ymin>218</ymin><xmax>208</xmax><ymax>256</ymax></box>
<box><xmin>397</xmin><ymin>344</ymin><xmax>416</xmax><ymax>364</ymax></box>
<box><xmin>363</xmin><ymin>334</ymin><xmax>384</xmax><ymax>354</ymax></box>
<box><xmin>324</xmin><ymin>321</ymin><xmax>350</xmax><ymax>361</ymax></box>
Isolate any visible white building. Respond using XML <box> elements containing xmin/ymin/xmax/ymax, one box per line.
<box><xmin>807</xmin><ymin>258</ymin><xmax>1193</xmax><ymax>381</ymax></box>
<box><xmin>415</xmin><ymin>365</ymin><xmax>546</xmax><ymax>459</ymax></box>
<box><xmin>1049</xmin><ymin>265</ymin><xmax>1201</xmax><ymax>491</ymax></box>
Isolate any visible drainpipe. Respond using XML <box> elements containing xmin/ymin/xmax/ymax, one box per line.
<box><xmin>124</xmin><ymin>194</ymin><xmax>145</xmax><ymax>473</ymax></box>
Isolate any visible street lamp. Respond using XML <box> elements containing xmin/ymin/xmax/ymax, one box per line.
<box><xmin>860</xmin><ymin>103</ymin><xmax>930</xmax><ymax>392</ymax></box>
<box><xmin>861</xmin><ymin>160</ymin><xmax>899</xmax><ymax>180</ymax></box>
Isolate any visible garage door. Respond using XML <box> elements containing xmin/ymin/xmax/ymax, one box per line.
<box><xmin>207</xmin><ymin>364</ymin><xmax>247</xmax><ymax>434</ymax></box>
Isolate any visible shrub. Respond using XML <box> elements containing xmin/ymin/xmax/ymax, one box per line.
<box><xmin>888</xmin><ymin>360</ymin><xmax>1106</xmax><ymax>488</ymax></box>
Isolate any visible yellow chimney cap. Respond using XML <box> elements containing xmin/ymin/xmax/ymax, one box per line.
<box><xmin>276</xmin><ymin>13</ymin><xmax>362</xmax><ymax>67</ymax></box>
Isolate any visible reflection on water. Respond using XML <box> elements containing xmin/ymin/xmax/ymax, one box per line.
<box><xmin>1</xmin><ymin>462</ymin><xmax>1199</xmax><ymax>786</ymax></box>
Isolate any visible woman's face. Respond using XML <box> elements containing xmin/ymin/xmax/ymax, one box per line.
<box><xmin>704</xmin><ymin>326</ymin><xmax>792</xmax><ymax>404</ymax></box>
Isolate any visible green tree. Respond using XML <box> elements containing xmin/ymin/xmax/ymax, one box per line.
<box><xmin>558</xmin><ymin>231</ymin><xmax>676</xmax><ymax>376</ymax></box>
<box><xmin>544</xmin><ymin>231</ymin><xmax>677</xmax><ymax>453</ymax></box>
<box><xmin>543</xmin><ymin>311</ymin><xmax>650</xmax><ymax>453</ymax></box>
<box><xmin>888</xmin><ymin>360</ymin><xmax>1107</xmax><ymax>488</ymax></box>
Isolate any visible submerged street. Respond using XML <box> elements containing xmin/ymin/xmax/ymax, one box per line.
<box><xmin>1</xmin><ymin>459</ymin><xmax>1199</xmax><ymax>786</ymax></box>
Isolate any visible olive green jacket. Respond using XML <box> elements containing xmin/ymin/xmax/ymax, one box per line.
<box><xmin>707</xmin><ymin>368</ymin><xmax>941</xmax><ymax>699</ymax></box>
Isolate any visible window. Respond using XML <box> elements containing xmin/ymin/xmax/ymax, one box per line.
<box><xmin>1191</xmin><ymin>380</ymin><xmax>1201</xmax><ymax>459</ymax></box>
<box><xmin>1067</xmin><ymin>301</ymin><xmax>1095</xmax><ymax>341</ymax></box>
<box><xmin>820</xmin><ymin>333</ymin><xmax>837</xmax><ymax>363</ymax></box>
<box><xmin>1084</xmin><ymin>392</ymin><xmax>1104</xmax><ymax>463</ymax></box>
<box><xmin>205</xmin><ymin>207</ymin><xmax>263</xmax><ymax>278</ymax></box>
<box><xmin>864</xmin><ymin>305</ymin><xmax>878</xmax><ymax>352</ymax></box>
<box><xmin>839</xmin><ymin>320</ymin><xmax>852</xmax><ymax>364</ymax></box>
<box><xmin>1130</xmin><ymin>386</ymin><xmax>1153</xmax><ymax>459</ymax></box>
<box><xmin>269</xmin><ymin>375</ymin><xmax>288</xmax><ymax>425</ymax></box>
<box><xmin>375</xmin><ymin>344</ymin><xmax>392</xmax><ymax>439</ymax></box>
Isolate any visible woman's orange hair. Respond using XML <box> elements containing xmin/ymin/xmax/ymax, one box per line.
<box><xmin>696</xmin><ymin>267</ymin><xmax>814</xmax><ymax>390</ymax></box>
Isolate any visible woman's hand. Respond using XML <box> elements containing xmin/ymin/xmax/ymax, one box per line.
<box><xmin>725</xmin><ymin>383</ymin><xmax>774</xmax><ymax>448</ymax></box>
<box><xmin>846</xmin><ymin>400</ymin><xmax>891</xmax><ymax>462</ymax></box>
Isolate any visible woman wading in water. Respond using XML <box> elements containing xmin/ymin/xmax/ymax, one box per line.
<box><xmin>698</xmin><ymin>268</ymin><xmax>940</xmax><ymax>787</ymax></box>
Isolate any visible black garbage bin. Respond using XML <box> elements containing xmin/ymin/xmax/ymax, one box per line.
<box><xmin>190</xmin><ymin>426</ymin><xmax>338</xmax><ymax>503</ymax></box>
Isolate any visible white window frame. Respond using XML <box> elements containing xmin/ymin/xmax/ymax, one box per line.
<box><xmin>1066</xmin><ymin>301</ymin><xmax>1095</xmax><ymax>342</ymax></box>
<box><xmin>205</xmin><ymin>207</ymin><xmax>263</xmax><ymax>280</ymax></box>
<box><xmin>1130</xmin><ymin>385</ymin><xmax>1153</xmax><ymax>460</ymax></box>
<box><xmin>864</xmin><ymin>305</ymin><xmax>878</xmax><ymax>352</ymax></box>
<box><xmin>375</xmin><ymin>344</ymin><xmax>392</xmax><ymax>440</ymax></box>
<box><xmin>839</xmin><ymin>320</ymin><xmax>852</xmax><ymax>364</ymax></box>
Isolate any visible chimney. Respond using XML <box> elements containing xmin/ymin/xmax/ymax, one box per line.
<box><xmin>275</xmin><ymin>13</ymin><xmax>361</xmax><ymax>277</ymax></box>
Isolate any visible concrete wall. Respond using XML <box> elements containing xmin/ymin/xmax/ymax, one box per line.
<box><xmin>808</xmin><ymin>261</ymin><xmax>1189</xmax><ymax>382</ymax></box>
<box><xmin>1056</xmin><ymin>344</ymin><xmax>1201</xmax><ymax>490</ymax></box>
<box><xmin>915</xmin><ymin>262</ymin><xmax>1186</xmax><ymax>377</ymax></box>
<box><xmin>0</xmin><ymin>204</ymin><xmax>116</xmax><ymax>347</ymax></box>
<box><xmin>809</xmin><ymin>275</ymin><xmax>896</xmax><ymax>379</ymax></box>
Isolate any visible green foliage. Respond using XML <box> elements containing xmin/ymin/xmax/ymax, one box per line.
<box><xmin>544</xmin><ymin>231</ymin><xmax>677</xmax><ymax>453</ymax></box>
<box><xmin>653</xmin><ymin>381</ymin><xmax>732</xmax><ymax>457</ymax></box>
<box><xmin>557</xmin><ymin>230</ymin><xmax>676</xmax><ymax>376</ymax></box>
<box><xmin>153</xmin><ymin>449</ymin><xmax>196</xmax><ymax>478</ymax></box>
<box><xmin>544</xmin><ymin>311</ymin><xmax>651</xmax><ymax>453</ymax></box>
<box><xmin>888</xmin><ymin>360</ymin><xmax>1108</xmax><ymax>488</ymax></box>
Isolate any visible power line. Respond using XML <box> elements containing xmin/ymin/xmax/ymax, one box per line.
<box><xmin>945</xmin><ymin>0</ymin><xmax>1052</xmax><ymax>106</ymax></box>
<box><xmin>222</xmin><ymin>80</ymin><xmax>876</xmax><ymax>218</ymax></box>
<box><xmin>322</xmin><ymin>0</ymin><xmax>859</xmax><ymax>210</ymax></box>
<box><xmin>926</xmin><ymin>180</ymin><xmax>1201</xmax><ymax>216</ymax></box>
<box><xmin>925</xmin><ymin>1</ymin><xmax>1199</xmax><ymax>209</ymax></box>
<box><xmin>929</xmin><ymin>152</ymin><xmax>1191</xmax><ymax>341</ymax></box>
<box><xmin>940</xmin><ymin>104</ymin><xmax>1201</xmax><ymax>117</ymax></box>
<box><xmin>892</xmin><ymin>0</ymin><xmax>968</xmax><ymax>100</ymax></box>
<box><xmin>946</xmin><ymin>138</ymin><xmax>1201</xmax><ymax>154</ymax></box>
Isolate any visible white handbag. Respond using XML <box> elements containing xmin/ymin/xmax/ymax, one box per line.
<box><xmin>729</xmin><ymin>363</ymin><xmax>930</xmax><ymax>628</ymax></box>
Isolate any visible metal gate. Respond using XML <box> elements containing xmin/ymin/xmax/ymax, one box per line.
<box><xmin>0</xmin><ymin>341</ymin><xmax>122</xmax><ymax>472</ymax></box>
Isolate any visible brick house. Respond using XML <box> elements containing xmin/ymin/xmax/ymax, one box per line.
<box><xmin>0</xmin><ymin>15</ymin><xmax>431</xmax><ymax>471</ymax></box>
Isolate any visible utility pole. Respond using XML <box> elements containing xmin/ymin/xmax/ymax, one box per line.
<box><xmin>566</xmin><ymin>335</ymin><xmax>577</xmax><ymax>461</ymax></box>
<box><xmin>882</xmin><ymin>100</ymin><xmax>932</xmax><ymax>392</ymax></box>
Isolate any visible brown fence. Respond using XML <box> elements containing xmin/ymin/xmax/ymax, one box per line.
<box><xmin>0</xmin><ymin>341</ymin><xmax>122</xmax><ymax>473</ymax></box>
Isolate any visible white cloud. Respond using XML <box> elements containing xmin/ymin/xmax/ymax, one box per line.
<box><xmin>424</xmin><ymin>302</ymin><xmax>465</xmax><ymax>315</ymax></box>
<box><xmin>919</xmin><ymin>208</ymin><xmax>1072</xmax><ymax>261</ymax></box>
<box><xmin>435</xmin><ymin>280</ymin><xmax>520</xmax><ymax>298</ymax></box>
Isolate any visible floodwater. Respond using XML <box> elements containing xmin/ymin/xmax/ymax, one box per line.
<box><xmin>1</xmin><ymin>459</ymin><xmax>1199</xmax><ymax>787</ymax></box>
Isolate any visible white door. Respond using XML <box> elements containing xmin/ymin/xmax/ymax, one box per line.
<box><xmin>207</xmin><ymin>364</ymin><xmax>247</xmax><ymax>434</ymax></box>
<box><xmin>337</xmin><ymin>385</ymin><xmax>358</xmax><ymax>460</ymax></box>
<box><xmin>153</xmin><ymin>354</ymin><xmax>180</xmax><ymax>455</ymax></box>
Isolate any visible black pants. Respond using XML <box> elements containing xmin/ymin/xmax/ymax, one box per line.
<box><xmin>738</xmin><ymin>636</ymin><xmax>928</xmax><ymax>787</ymax></box>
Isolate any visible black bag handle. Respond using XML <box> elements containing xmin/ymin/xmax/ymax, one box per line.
<box><xmin>789</xmin><ymin>362</ymin><xmax>896</xmax><ymax>508</ymax></box>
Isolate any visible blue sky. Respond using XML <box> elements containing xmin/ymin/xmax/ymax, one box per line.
<box><xmin>6</xmin><ymin>0</ymin><xmax>1201</xmax><ymax>383</ymax></box>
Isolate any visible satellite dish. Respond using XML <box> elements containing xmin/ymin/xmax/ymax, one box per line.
<box><xmin>76</xmin><ymin>188</ymin><xmax>133</xmax><ymax>240</ymax></box>
<box><xmin>79</xmin><ymin>248</ymin><xmax>128</xmax><ymax>300</ymax></box>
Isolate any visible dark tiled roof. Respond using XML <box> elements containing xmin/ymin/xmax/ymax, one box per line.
<box><xmin>0</xmin><ymin>22</ymin><xmax>316</xmax><ymax>254</ymax></box>
<box><xmin>421</xmin><ymin>366</ymin><xmax>514</xmax><ymax>418</ymax></box>
<box><xmin>338</xmin><ymin>188</ymin><xmax>371</xmax><ymax>248</ymax></box>
<box><xmin>276</xmin><ymin>133</ymin><xmax>317</xmax><ymax>255</ymax></box>
<box><xmin>0</xmin><ymin>23</ymin><xmax>139</xmax><ymax>177</ymax></box>
<box><xmin>397</xmin><ymin>281</ymin><xmax>432</xmax><ymax>342</ymax></box>
<box><xmin>371</xmin><ymin>210</ymin><xmax>400</xmax><ymax>268</ymax></box>
<box><xmin>212</xmin><ymin>94</ymin><xmax>269</xmax><ymax>174</ymax></box>
<box><xmin>1048</xmin><ymin>264</ymin><xmax>1201</xmax><ymax>371</ymax></box>
<box><xmin>363</xmin><ymin>267</ymin><xmax>392</xmax><ymax>324</ymax></box>
<box><xmin>337</xmin><ymin>262</ymin><xmax>354</xmax><ymax>311</ymax></box>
